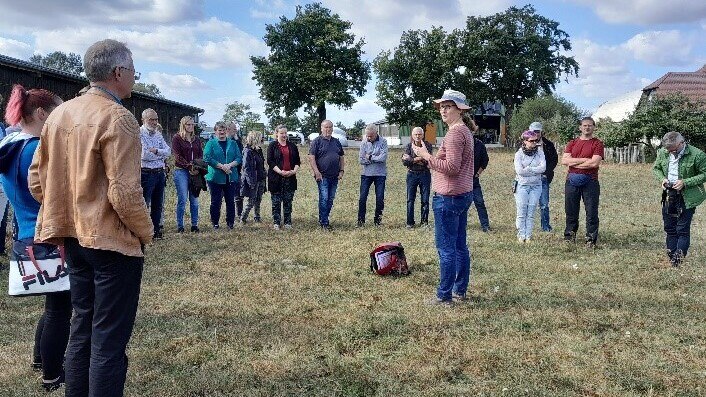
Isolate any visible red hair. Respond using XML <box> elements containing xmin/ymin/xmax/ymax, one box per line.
<box><xmin>4</xmin><ymin>84</ymin><xmax>61</xmax><ymax>126</ymax></box>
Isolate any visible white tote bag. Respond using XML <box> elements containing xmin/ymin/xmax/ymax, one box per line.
<box><xmin>8</xmin><ymin>241</ymin><xmax>70</xmax><ymax>296</ymax></box>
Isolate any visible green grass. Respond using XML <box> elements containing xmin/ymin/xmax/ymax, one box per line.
<box><xmin>1</xmin><ymin>148</ymin><xmax>705</xmax><ymax>396</ymax></box>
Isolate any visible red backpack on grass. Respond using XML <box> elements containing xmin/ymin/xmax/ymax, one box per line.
<box><xmin>370</xmin><ymin>242</ymin><xmax>410</xmax><ymax>276</ymax></box>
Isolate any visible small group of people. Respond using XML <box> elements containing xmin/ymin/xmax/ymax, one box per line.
<box><xmin>137</xmin><ymin>115</ymin><xmax>303</xmax><ymax>233</ymax></box>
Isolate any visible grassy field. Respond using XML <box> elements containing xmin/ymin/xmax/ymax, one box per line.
<box><xmin>1</xmin><ymin>148</ymin><xmax>704</xmax><ymax>396</ymax></box>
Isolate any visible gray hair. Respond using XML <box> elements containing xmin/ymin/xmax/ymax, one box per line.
<box><xmin>412</xmin><ymin>126</ymin><xmax>424</xmax><ymax>134</ymax></box>
<box><xmin>214</xmin><ymin>121</ymin><xmax>227</xmax><ymax>130</ymax></box>
<box><xmin>83</xmin><ymin>39</ymin><xmax>132</xmax><ymax>82</ymax></box>
<box><xmin>662</xmin><ymin>131</ymin><xmax>684</xmax><ymax>147</ymax></box>
<box><xmin>141</xmin><ymin>108</ymin><xmax>156</xmax><ymax>120</ymax></box>
<box><xmin>275</xmin><ymin>124</ymin><xmax>287</xmax><ymax>133</ymax></box>
<box><xmin>365</xmin><ymin>124</ymin><xmax>377</xmax><ymax>134</ymax></box>
<box><xmin>321</xmin><ymin>119</ymin><xmax>332</xmax><ymax>127</ymax></box>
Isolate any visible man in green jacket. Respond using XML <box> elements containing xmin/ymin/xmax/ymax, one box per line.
<box><xmin>653</xmin><ymin>131</ymin><xmax>706</xmax><ymax>267</ymax></box>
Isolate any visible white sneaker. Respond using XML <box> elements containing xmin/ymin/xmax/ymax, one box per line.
<box><xmin>284</xmin><ymin>224</ymin><xmax>292</xmax><ymax>230</ymax></box>
<box><xmin>273</xmin><ymin>224</ymin><xmax>280</xmax><ymax>230</ymax></box>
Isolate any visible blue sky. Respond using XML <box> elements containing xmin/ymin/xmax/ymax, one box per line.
<box><xmin>0</xmin><ymin>0</ymin><xmax>705</xmax><ymax>128</ymax></box>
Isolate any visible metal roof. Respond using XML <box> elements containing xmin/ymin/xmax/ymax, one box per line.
<box><xmin>0</xmin><ymin>53</ymin><xmax>203</xmax><ymax>112</ymax></box>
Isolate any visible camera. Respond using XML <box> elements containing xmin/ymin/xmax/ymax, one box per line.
<box><xmin>666</xmin><ymin>181</ymin><xmax>675</xmax><ymax>189</ymax></box>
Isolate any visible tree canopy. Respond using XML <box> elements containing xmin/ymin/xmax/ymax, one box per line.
<box><xmin>374</xmin><ymin>5</ymin><xmax>579</xmax><ymax>129</ymax></box>
<box><xmin>509</xmin><ymin>93</ymin><xmax>584</xmax><ymax>144</ymax></box>
<box><xmin>596</xmin><ymin>94</ymin><xmax>706</xmax><ymax>153</ymax></box>
<box><xmin>29</xmin><ymin>51</ymin><xmax>83</xmax><ymax>75</ymax></box>
<box><xmin>251</xmin><ymin>2</ymin><xmax>370</xmax><ymax>124</ymax></box>
<box><xmin>222</xmin><ymin>101</ymin><xmax>262</xmax><ymax>131</ymax></box>
<box><xmin>132</xmin><ymin>83</ymin><xmax>163</xmax><ymax>98</ymax></box>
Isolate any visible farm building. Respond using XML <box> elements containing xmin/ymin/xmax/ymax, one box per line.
<box><xmin>0</xmin><ymin>54</ymin><xmax>203</xmax><ymax>141</ymax></box>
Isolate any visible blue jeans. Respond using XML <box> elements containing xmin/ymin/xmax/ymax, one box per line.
<box><xmin>662</xmin><ymin>197</ymin><xmax>695</xmax><ymax>263</ymax></box>
<box><xmin>358</xmin><ymin>175</ymin><xmax>386</xmax><ymax>223</ymax></box>
<box><xmin>406</xmin><ymin>171</ymin><xmax>431</xmax><ymax>225</ymax></box>
<box><xmin>207</xmin><ymin>181</ymin><xmax>237</xmax><ymax>227</ymax></box>
<box><xmin>471</xmin><ymin>178</ymin><xmax>490</xmax><ymax>230</ymax></box>
<box><xmin>174</xmin><ymin>169</ymin><xmax>199</xmax><ymax>229</ymax></box>
<box><xmin>317</xmin><ymin>177</ymin><xmax>339</xmax><ymax>226</ymax></box>
<box><xmin>141</xmin><ymin>170</ymin><xmax>166</xmax><ymax>234</ymax></box>
<box><xmin>433</xmin><ymin>192</ymin><xmax>473</xmax><ymax>301</ymax></box>
<box><xmin>539</xmin><ymin>176</ymin><xmax>551</xmax><ymax>231</ymax></box>
<box><xmin>63</xmin><ymin>238</ymin><xmax>143</xmax><ymax>397</ymax></box>
<box><xmin>515</xmin><ymin>183</ymin><xmax>542</xmax><ymax>240</ymax></box>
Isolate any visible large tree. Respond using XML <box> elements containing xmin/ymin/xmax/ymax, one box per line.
<box><xmin>509</xmin><ymin>93</ymin><xmax>584</xmax><ymax>144</ymax></box>
<box><xmin>250</xmin><ymin>3</ymin><xmax>370</xmax><ymax>124</ymax></box>
<box><xmin>222</xmin><ymin>101</ymin><xmax>262</xmax><ymax>131</ymax></box>
<box><xmin>29</xmin><ymin>51</ymin><xmax>83</xmax><ymax>75</ymax></box>
<box><xmin>374</xmin><ymin>5</ymin><xmax>579</xmax><ymax>130</ymax></box>
<box><xmin>374</xmin><ymin>27</ymin><xmax>459</xmax><ymax>127</ymax></box>
<box><xmin>460</xmin><ymin>5</ymin><xmax>579</xmax><ymax>125</ymax></box>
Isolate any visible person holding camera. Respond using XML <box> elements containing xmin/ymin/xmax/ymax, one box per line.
<box><xmin>653</xmin><ymin>131</ymin><xmax>706</xmax><ymax>267</ymax></box>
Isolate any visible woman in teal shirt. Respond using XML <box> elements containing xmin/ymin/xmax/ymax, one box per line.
<box><xmin>203</xmin><ymin>121</ymin><xmax>242</xmax><ymax>229</ymax></box>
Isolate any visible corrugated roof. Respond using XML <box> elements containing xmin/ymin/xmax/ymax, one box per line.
<box><xmin>0</xmin><ymin>53</ymin><xmax>203</xmax><ymax>112</ymax></box>
<box><xmin>643</xmin><ymin>64</ymin><xmax>706</xmax><ymax>103</ymax></box>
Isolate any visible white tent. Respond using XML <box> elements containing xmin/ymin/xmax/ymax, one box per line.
<box><xmin>592</xmin><ymin>90</ymin><xmax>643</xmax><ymax>122</ymax></box>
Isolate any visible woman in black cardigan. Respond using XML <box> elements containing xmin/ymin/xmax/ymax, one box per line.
<box><xmin>267</xmin><ymin>125</ymin><xmax>301</xmax><ymax>230</ymax></box>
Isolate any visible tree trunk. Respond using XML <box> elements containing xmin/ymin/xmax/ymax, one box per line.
<box><xmin>316</xmin><ymin>103</ymin><xmax>327</xmax><ymax>125</ymax></box>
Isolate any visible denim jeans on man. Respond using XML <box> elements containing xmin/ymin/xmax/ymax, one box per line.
<box><xmin>471</xmin><ymin>177</ymin><xmax>490</xmax><ymax>231</ymax></box>
<box><xmin>662</xmin><ymin>195</ymin><xmax>696</xmax><ymax>264</ymax></box>
<box><xmin>433</xmin><ymin>192</ymin><xmax>473</xmax><ymax>301</ymax></box>
<box><xmin>173</xmin><ymin>169</ymin><xmax>199</xmax><ymax>229</ymax></box>
<box><xmin>140</xmin><ymin>170</ymin><xmax>165</xmax><ymax>233</ymax></box>
<box><xmin>539</xmin><ymin>176</ymin><xmax>551</xmax><ymax>231</ymax></box>
<box><xmin>358</xmin><ymin>175</ymin><xmax>386</xmax><ymax>223</ymax></box>
<box><xmin>406</xmin><ymin>171</ymin><xmax>431</xmax><ymax>226</ymax></box>
<box><xmin>63</xmin><ymin>238</ymin><xmax>143</xmax><ymax>397</ymax></box>
<box><xmin>515</xmin><ymin>183</ymin><xmax>542</xmax><ymax>240</ymax></box>
<box><xmin>207</xmin><ymin>181</ymin><xmax>237</xmax><ymax>227</ymax></box>
<box><xmin>564</xmin><ymin>178</ymin><xmax>600</xmax><ymax>243</ymax></box>
<box><xmin>317</xmin><ymin>176</ymin><xmax>339</xmax><ymax>226</ymax></box>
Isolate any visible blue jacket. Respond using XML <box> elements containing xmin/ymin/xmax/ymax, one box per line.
<box><xmin>0</xmin><ymin>132</ymin><xmax>40</xmax><ymax>240</ymax></box>
<box><xmin>203</xmin><ymin>138</ymin><xmax>242</xmax><ymax>184</ymax></box>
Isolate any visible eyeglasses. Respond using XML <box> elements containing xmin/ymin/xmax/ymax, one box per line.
<box><xmin>117</xmin><ymin>66</ymin><xmax>141</xmax><ymax>81</ymax></box>
<box><xmin>526</xmin><ymin>139</ymin><xmax>540</xmax><ymax>143</ymax></box>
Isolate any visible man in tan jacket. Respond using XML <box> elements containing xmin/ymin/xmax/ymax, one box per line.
<box><xmin>29</xmin><ymin>39</ymin><xmax>152</xmax><ymax>397</ymax></box>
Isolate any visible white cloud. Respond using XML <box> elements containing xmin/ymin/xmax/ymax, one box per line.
<box><xmin>145</xmin><ymin>72</ymin><xmax>211</xmax><ymax>94</ymax></box>
<box><xmin>571</xmin><ymin>0</ymin><xmax>706</xmax><ymax>24</ymax></box>
<box><xmin>624</xmin><ymin>30</ymin><xmax>696</xmax><ymax>67</ymax></box>
<box><xmin>250</xmin><ymin>0</ymin><xmax>288</xmax><ymax>19</ymax></box>
<box><xmin>0</xmin><ymin>0</ymin><xmax>202</xmax><ymax>30</ymax></box>
<box><xmin>322</xmin><ymin>0</ymin><xmax>510</xmax><ymax>57</ymax></box>
<box><xmin>0</xmin><ymin>37</ymin><xmax>33</xmax><ymax>59</ymax></box>
<box><xmin>32</xmin><ymin>18</ymin><xmax>266</xmax><ymax>70</ymax></box>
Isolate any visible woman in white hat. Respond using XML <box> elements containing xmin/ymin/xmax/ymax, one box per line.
<box><xmin>412</xmin><ymin>89</ymin><xmax>475</xmax><ymax>306</ymax></box>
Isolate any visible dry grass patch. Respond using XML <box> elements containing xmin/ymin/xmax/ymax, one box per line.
<box><xmin>1</xmin><ymin>149</ymin><xmax>705</xmax><ymax>396</ymax></box>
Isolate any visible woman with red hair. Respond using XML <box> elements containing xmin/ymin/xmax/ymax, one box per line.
<box><xmin>0</xmin><ymin>84</ymin><xmax>69</xmax><ymax>392</ymax></box>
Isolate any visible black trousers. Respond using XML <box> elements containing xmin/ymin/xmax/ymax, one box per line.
<box><xmin>564</xmin><ymin>179</ymin><xmax>600</xmax><ymax>243</ymax></box>
<box><xmin>63</xmin><ymin>238</ymin><xmax>143</xmax><ymax>397</ymax></box>
<box><xmin>32</xmin><ymin>291</ymin><xmax>72</xmax><ymax>380</ymax></box>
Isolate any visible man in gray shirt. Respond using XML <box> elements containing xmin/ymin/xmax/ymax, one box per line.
<box><xmin>357</xmin><ymin>124</ymin><xmax>388</xmax><ymax>226</ymax></box>
<box><xmin>308</xmin><ymin>120</ymin><xmax>344</xmax><ymax>230</ymax></box>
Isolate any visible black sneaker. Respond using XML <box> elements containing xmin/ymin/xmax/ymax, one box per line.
<box><xmin>213</xmin><ymin>224</ymin><xmax>220</xmax><ymax>230</ymax></box>
<box><xmin>356</xmin><ymin>220</ymin><xmax>364</xmax><ymax>228</ymax></box>
<box><xmin>321</xmin><ymin>224</ymin><xmax>333</xmax><ymax>232</ymax></box>
<box><xmin>191</xmin><ymin>226</ymin><xmax>200</xmax><ymax>233</ymax></box>
<box><xmin>42</xmin><ymin>373</ymin><xmax>65</xmax><ymax>392</ymax></box>
<box><xmin>31</xmin><ymin>361</ymin><xmax>42</xmax><ymax>372</ymax></box>
<box><xmin>177</xmin><ymin>227</ymin><xmax>185</xmax><ymax>233</ymax></box>
<box><xmin>153</xmin><ymin>231</ymin><xmax>163</xmax><ymax>240</ymax></box>
<box><xmin>373</xmin><ymin>217</ymin><xmax>382</xmax><ymax>226</ymax></box>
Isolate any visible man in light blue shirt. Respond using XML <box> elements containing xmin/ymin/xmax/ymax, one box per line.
<box><xmin>140</xmin><ymin>108</ymin><xmax>170</xmax><ymax>238</ymax></box>
<box><xmin>357</xmin><ymin>124</ymin><xmax>388</xmax><ymax>226</ymax></box>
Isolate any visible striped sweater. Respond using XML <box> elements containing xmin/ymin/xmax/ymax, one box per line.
<box><xmin>428</xmin><ymin>123</ymin><xmax>474</xmax><ymax>196</ymax></box>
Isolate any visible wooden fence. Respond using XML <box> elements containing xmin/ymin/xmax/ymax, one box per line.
<box><xmin>604</xmin><ymin>144</ymin><xmax>646</xmax><ymax>164</ymax></box>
